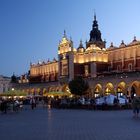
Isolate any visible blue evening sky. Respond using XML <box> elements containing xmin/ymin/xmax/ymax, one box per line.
<box><xmin>0</xmin><ymin>0</ymin><xmax>140</xmax><ymax>77</ymax></box>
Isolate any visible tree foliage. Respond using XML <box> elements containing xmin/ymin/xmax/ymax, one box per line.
<box><xmin>11</xmin><ymin>74</ymin><xmax>17</xmax><ymax>83</ymax></box>
<box><xmin>68</xmin><ymin>76</ymin><xmax>89</xmax><ymax>96</ymax></box>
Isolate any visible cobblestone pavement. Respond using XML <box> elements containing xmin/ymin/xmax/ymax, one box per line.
<box><xmin>0</xmin><ymin>106</ymin><xmax>140</xmax><ymax>140</ymax></box>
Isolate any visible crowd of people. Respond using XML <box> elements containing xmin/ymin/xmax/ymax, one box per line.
<box><xmin>42</xmin><ymin>96</ymin><xmax>129</xmax><ymax>110</ymax></box>
<box><xmin>1</xmin><ymin>94</ymin><xmax>140</xmax><ymax>118</ymax></box>
<box><xmin>0</xmin><ymin>98</ymin><xmax>22</xmax><ymax>113</ymax></box>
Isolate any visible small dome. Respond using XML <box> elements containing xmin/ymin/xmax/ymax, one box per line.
<box><xmin>38</xmin><ymin>61</ymin><xmax>42</xmax><ymax>65</ymax></box>
<box><xmin>53</xmin><ymin>58</ymin><xmax>57</xmax><ymax>62</ymax></box>
<box><xmin>128</xmin><ymin>36</ymin><xmax>140</xmax><ymax>46</ymax></box>
<box><xmin>47</xmin><ymin>59</ymin><xmax>50</xmax><ymax>63</ymax></box>
<box><xmin>107</xmin><ymin>42</ymin><xmax>117</xmax><ymax>50</ymax></box>
<box><xmin>119</xmin><ymin>40</ymin><xmax>126</xmax><ymax>48</ymax></box>
<box><xmin>77</xmin><ymin>40</ymin><xmax>85</xmax><ymax>52</ymax></box>
<box><xmin>42</xmin><ymin>61</ymin><xmax>46</xmax><ymax>64</ymax></box>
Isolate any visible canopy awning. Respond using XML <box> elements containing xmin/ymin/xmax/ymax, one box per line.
<box><xmin>43</xmin><ymin>91</ymin><xmax>71</xmax><ymax>97</ymax></box>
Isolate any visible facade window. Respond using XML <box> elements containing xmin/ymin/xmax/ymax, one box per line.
<box><xmin>108</xmin><ymin>66</ymin><xmax>111</xmax><ymax>72</ymax></box>
<box><xmin>63</xmin><ymin>67</ymin><xmax>68</xmax><ymax>76</ymax></box>
<box><xmin>85</xmin><ymin>65</ymin><xmax>89</xmax><ymax>76</ymax></box>
<box><xmin>3</xmin><ymin>86</ymin><xmax>5</xmax><ymax>93</ymax></box>
<box><xmin>117</xmin><ymin>65</ymin><xmax>121</xmax><ymax>72</ymax></box>
<box><xmin>128</xmin><ymin>63</ymin><xmax>132</xmax><ymax>71</ymax></box>
<box><xmin>61</xmin><ymin>59</ymin><xmax>68</xmax><ymax>76</ymax></box>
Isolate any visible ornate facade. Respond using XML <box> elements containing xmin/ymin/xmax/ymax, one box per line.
<box><xmin>28</xmin><ymin>14</ymin><xmax>140</xmax><ymax>96</ymax></box>
<box><xmin>30</xmin><ymin>58</ymin><xmax>58</xmax><ymax>83</ymax></box>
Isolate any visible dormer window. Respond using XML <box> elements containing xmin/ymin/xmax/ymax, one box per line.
<box><xmin>128</xmin><ymin>63</ymin><xmax>132</xmax><ymax>71</ymax></box>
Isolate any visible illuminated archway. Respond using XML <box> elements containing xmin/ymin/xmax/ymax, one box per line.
<box><xmin>56</xmin><ymin>86</ymin><xmax>60</xmax><ymax>92</ymax></box>
<box><xmin>49</xmin><ymin>86</ymin><xmax>55</xmax><ymax>92</ymax></box>
<box><xmin>105</xmin><ymin>83</ymin><xmax>114</xmax><ymax>95</ymax></box>
<box><xmin>62</xmin><ymin>84</ymin><xmax>68</xmax><ymax>92</ymax></box>
<box><xmin>43</xmin><ymin>88</ymin><xmax>47</xmax><ymax>94</ymax></box>
<box><xmin>94</xmin><ymin>84</ymin><xmax>102</xmax><ymax>97</ymax></box>
<box><xmin>130</xmin><ymin>81</ymin><xmax>140</xmax><ymax>96</ymax></box>
<box><xmin>36</xmin><ymin>88</ymin><xmax>41</xmax><ymax>94</ymax></box>
<box><xmin>31</xmin><ymin>88</ymin><xmax>35</xmax><ymax>94</ymax></box>
<box><xmin>117</xmin><ymin>81</ymin><xmax>127</xmax><ymax>96</ymax></box>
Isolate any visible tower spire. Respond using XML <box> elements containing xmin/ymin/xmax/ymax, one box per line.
<box><xmin>89</xmin><ymin>13</ymin><xmax>102</xmax><ymax>42</ymax></box>
<box><xmin>63</xmin><ymin>30</ymin><xmax>66</xmax><ymax>38</ymax></box>
<box><xmin>94</xmin><ymin>10</ymin><xmax>96</xmax><ymax>21</ymax></box>
<box><xmin>93</xmin><ymin>12</ymin><xmax>98</xmax><ymax>29</ymax></box>
<box><xmin>87</xmin><ymin>13</ymin><xmax>105</xmax><ymax>49</ymax></box>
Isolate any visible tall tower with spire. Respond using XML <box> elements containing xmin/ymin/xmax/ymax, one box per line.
<box><xmin>58</xmin><ymin>31</ymin><xmax>74</xmax><ymax>84</ymax></box>
<box><xmin>87</xmin><ymin>13</ymin><xmax>105</xmax><ymax>49</ymax></box>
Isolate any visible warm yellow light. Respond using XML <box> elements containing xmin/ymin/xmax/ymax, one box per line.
<box><xmin>95</xmin><ymin>88</ymin><xmax>99</xmax><ymax>92</ymax></box>
<box><xmin>60</xmin><ymin>38</ymin><xmax>68</xmax><ymax>44</ymax></box>
<box><xmin>85</xmin><ymin>58</ymin><xmax>89</xmax><ymax>62</ymax></box>
<box><xmin>69</xmin><ymin>95</ymin><xmax>73</xmax><ymax>98</ymax></box>
<box><xmin>12</xmin><ymin>88</ymin><xmax>14</xmax><ymax>91</ymax></box>
<box><xmin>103</xmin><ymin>58</ymin><xmax>108</xmax><ymax>62</ymax></box>
<box><xmin>73</xmin><ymin>48</ymin><xmax>77</xmax><ymax>52</ymax></box>
<box><xmin>98</xmin><ymin>58</ymin><xmax>102</xmax><ymax>61</ymax></box>
<box><xmin>78</xmin><ymin>58</ymin><xmax>84</xmax><ymax>63</ymax></box>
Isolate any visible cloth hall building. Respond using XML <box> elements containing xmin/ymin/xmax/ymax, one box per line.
<box><xmin>20</xmin><ymin>15</ymin><xmax>140</xmax><ymax>97</ymax></box>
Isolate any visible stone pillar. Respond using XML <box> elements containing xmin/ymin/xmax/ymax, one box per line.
<box><xmin>136</xmin><ymin>85</ymin><xmax>140</xmax><ymax>96</ymax></box>
<box><xmin>133</xmin><ymin>48</ymin><xmax>136</xmax><ymax>68</ymax></box>
<box><xmin>102</xmin><ymin>85</ymin><xmax>106</xmax><ymax>95</ymax></box>
<box><xmin>127</xmin><ymin>87</ymin><xmax>131</xmax><ymax>97</ymax></box>
<box><xmin>114</xmin><ymin>86</ymin><xmax>117</xmax><ymax>96</ymax></box>
<box><xmin>90</xmin><ymin>62</ymin><xmax>97</xmax><ymax>78</ymax></box>
<box><xmin>68</xmin><ymin>52</ymin><xmax>74</xmax><ymax>81</ymax></box>
<box><xmin>121</xmin><ymin>50</ymin><xmax>124</xmax><ymax>69</ymax></box>
<box><xmin>58</xmin><ymin>55</ymin><xmax>61</xmax><ymax>81</ymax></box>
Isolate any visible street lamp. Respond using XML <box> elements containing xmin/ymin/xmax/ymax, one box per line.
<box><xmin>11</xmin><ymin>88</ymin><xmax>14</xmax><ymax>91</ymax></box>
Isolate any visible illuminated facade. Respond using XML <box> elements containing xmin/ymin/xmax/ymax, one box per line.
<box><xmin>28</xmin><ymin>14</ymin><xmax>140</xmax><ymax>96</ymax></box>
<box><xmin>30</xmin><ymin>58</ymin><xmax>58</xmax><ymax>83</ymax></box>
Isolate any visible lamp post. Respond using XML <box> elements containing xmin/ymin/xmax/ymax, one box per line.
<box><xmin>11</xmin><ymin>88</ymin><xmax>15</xmax><ymax>101</ymax></box>
<box><xmin>11</xmin><ymin>88</ymin><xmax>14</xmax><ymax>91</ymax></box>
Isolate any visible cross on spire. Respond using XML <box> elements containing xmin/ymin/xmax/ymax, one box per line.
<box><xmin>63</xmin><ymin>30</ymin><xmax>67</xmax><ymax>38</ymax></box>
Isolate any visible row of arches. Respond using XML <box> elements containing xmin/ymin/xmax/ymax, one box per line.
<box><xmin>20</xmin><ymin>81</ymin><xmax>140</xmax><ymax>98</ymax></box>
<box><xmin>22</xmin><ymin>84</ymin><xmax>70</xmax><ymax>95</ymax></box>
<box><xmin>93</xmin><ymin>81</ymin><xmax>140</xmax><ymax>97</ymax></box>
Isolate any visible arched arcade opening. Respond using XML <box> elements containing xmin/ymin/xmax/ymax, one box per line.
<box><xmin>105</xmin><ymin>82</ymin><xmax>114</xmax><ymax>95</ymax></box>
<box><xmin>130</xmin><ymin>81</ymin><xmax>140</xmax><ymax>97</ymax></box>
<box><xmin>94</xmin><ymin>84</ymin><xmax>102</xmax><ymax>97</ymax></box>
<box><xmin>117</xmin><ymin>81</ymin><xmax>127</xmax><ymax>96</ymax></box>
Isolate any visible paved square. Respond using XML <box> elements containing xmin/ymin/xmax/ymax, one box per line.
<box><xmin>0</xmin><ymin>107</ymin><xmax>140</xmax><ymax>140</ymax></box>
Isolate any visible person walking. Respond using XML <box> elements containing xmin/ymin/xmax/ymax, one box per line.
<box><xmin>131</xmin><ymin>95</ymin><xmax>140</xmax><ymax>118</ymax></box>
<box><xmin>1</xmin><ymin>99</ymin><xmax>8</xmax><ymax>114</ymax></box>
<box><xmin>30</xmin><ymin>97</ymin><xmax>36</xmax><ymax>110</ymax></box>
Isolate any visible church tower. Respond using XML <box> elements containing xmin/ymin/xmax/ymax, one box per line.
<box><xmin>86</xmin><ymin>13</ymin><xmax>105</xmax><ymax>49</ymax></box>
<box><xmin>58</xmin><ymin>31</ymin><xmax>74</xmax><ymax>84</ymax></box>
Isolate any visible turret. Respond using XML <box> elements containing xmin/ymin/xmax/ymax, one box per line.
<box><xmin>87</xmin><ymin>13</ymin><xmax>105</xmax><ymax>49</ymax></box>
